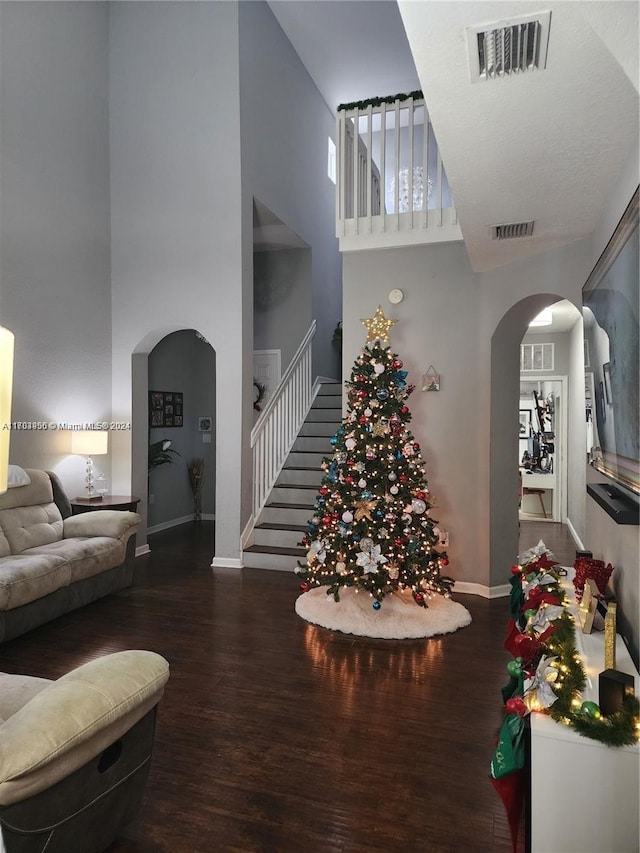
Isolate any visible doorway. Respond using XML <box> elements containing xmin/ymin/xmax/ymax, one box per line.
<box><xmin>519</xmin><ymin>375</ymin><xmax>568</xmax><ymax>523</ymax></box>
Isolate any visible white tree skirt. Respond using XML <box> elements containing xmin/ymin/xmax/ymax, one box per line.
<box><xmin>295</xmin><ymin>586</ymin><xmax>472</xmax><ymax>639</ymax></box>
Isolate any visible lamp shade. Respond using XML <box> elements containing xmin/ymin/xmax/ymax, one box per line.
<box><xmin>0</xmin><ymin>326</ymin><xmax>15</xmax><ymax>494</ymax></box>
<box><xmin>71</xmin><ymin>430</ymin><xmax>108</xmax><ymax>456</ymax></box>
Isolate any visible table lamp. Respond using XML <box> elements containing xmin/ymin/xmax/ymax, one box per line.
<box><xmin>71</xmin><ymin>430</ymin><xmax>108</xmax><ymax>500</ymax></box>
<box><xmin>0</xmin><ymin>326</ymin><xmax>15</xmax><ymax>494</ymax></box>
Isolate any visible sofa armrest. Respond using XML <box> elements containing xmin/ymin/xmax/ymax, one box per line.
<box><xmin>63</xmin><ymin>510</ymin><xmax>140</xmax><ymax>541</ymax></box>
<box><xmin>0</xmin><ymin>650</ymin><xmax>169</xmax><ymax>806</ymax></box>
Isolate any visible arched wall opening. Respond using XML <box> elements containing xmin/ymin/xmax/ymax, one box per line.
<box><xmin>489</xmin><ymin>294</ymin><xmax>584</xmax><ymax>586</ymax></box>
<box><xmin>131</xmin><ymin>328</ymin><xmax>216</xmax><ymax>554</ymax></box>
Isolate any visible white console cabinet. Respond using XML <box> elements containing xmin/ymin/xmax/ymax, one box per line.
<box><xmin>530</xmin><ymin>572</ymin><xmax>639</xmax><ymax>853</ymax></box>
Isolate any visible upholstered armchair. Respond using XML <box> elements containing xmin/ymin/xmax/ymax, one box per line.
<box><xmin>0</xmin><ymin>650</ymin><xmax>170</xmax><ymax>853</ymax></box>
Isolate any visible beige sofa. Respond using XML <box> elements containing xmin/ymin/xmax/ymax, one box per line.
<box><xmin>0</xmin><ymin>650</ymin><xmax>170</xmax><ymax>852</ymax></box>
<box><xmin>0</xmin><ymin>469</ymin><xmax>140</xmax><ymax>643</ymax></box>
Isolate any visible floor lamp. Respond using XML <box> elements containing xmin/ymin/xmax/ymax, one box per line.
<box><xmin>71</xmin><ymin>429</ymin><xmax>109</xmax><ymax>500</ymax></box>
<box><xmin>0</xmin><ymin>326</ymin><xmax>15</xmax><ymax>495</ymax></box>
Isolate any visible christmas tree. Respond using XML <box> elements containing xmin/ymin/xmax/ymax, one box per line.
<box><xmin>297</xmin><ymin>306</ymin><xmax>453</xmax><ymax>609</ymax></box>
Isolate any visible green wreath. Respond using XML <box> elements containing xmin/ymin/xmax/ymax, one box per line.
<box><xmin>253</xmin><ymin>380</ymin><xmax>267</xmax><ymax>412</ymax></box>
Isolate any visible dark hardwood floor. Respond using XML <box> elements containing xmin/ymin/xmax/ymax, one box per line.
<box><xmin>0</xmin><ymin>520</ymin><xmax>576</xmax><ymax>852</ymax></box>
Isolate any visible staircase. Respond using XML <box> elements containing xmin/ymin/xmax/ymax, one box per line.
<box><xmin>243</xmin><ymin>381</ymin><xmax>342</xmax><ymax>571</ymax></box>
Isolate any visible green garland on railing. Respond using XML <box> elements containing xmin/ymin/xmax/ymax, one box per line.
<box><xmin>502</xmin><ymin>544</ymin><xmax>639</xmax><ymax>748</ymax></box>
<box><xmin>337</xmin><ymin>90</ymin><xmax>424</xmax><ymax>112</ymax></box>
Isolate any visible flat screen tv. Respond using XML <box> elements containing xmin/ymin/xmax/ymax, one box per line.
<box><xmin>582</xmin><ymin>186</ymin><xmax>639</xmax><ymax>496</ymax></box>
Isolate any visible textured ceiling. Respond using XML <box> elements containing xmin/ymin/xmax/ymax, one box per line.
<box><xmin>269</xmin><ymin>1</ymin><xmax>639</xmax><ymax>273</ymax></box>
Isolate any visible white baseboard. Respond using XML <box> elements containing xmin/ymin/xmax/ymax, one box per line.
<box><xmin>135</xmin><ymin>543</ymin><xmax>150</xmax><ymax>557</ymax></box>
<box><xmin>454</xmin><ymin>581</ymin><xmax>511</xmax><ymax>599</ymax></box>
<box><xmin>565</xmin><ymin>516</ymin><xmax>584</xmax><ymax>551</ymax></box>
<box><xmin>211</xmin><ymin>557</ymin><xmax>243</xmax><ymax>569</ymax></box>
<box><xmin>147</xmin><ymin>514</ymin><xmax>214</xmax><ymax>535</ymax></box>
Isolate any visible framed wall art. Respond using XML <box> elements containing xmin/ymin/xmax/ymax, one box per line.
<box><xmin>149</xmin><ymin>391</ymin><xmax>184</xmax><ymax>428</ymax></box>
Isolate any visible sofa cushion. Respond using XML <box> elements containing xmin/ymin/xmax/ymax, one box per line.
<box><xmin>0</xmin><ymin>673</ymin><xmax>51</xmax><ymax>721</ymax></box>
<box><xmin>0</xmin><ymin>503</ymin><xmax>64</xmax><ymax>556</ymax></box>
<box><xmin>0</xmin><ymin>554</ymin><xmax>71</xmax><ymax>611</ymax></box>
<box><xmin>24</xmin><ymin>537</ymin><xmax>125</xmax><ymax>584</ymax></box>
<box><xmin>0</xmin><ymin>470</ymin><xmax>54</xmax><ymax>510</ymax></box>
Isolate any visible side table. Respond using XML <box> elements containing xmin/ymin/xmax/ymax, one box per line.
<box><xmin>71</xmin><ymin>496</ymin><xmax>141</xmax><ymax>515</ymax></box>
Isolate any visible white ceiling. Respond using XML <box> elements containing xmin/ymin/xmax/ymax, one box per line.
<box><xmin>269</xmin><ymin>1</ymin><xmax>639</xmax><ymax>273</ymax></box>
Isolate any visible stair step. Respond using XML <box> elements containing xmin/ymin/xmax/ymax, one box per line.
<box><xmin>312</xmin><ymin>395</ymin><xmax>342</xmax><ymax>409</ymax></box>
<box><xmin>243</xmin><ymin>546</ymin><xmax>302</xmax><ymax>572</ymax></box>
<box><xmin>316</xmin><ymin>382</ymin><xmax>342</xmax><ymax>395</ymax></box>
<box><xmin>299</xmin><ymin>421</ymin><xmax>339</xmax><ymax>437</ymax></box>
<box><xmin>305</xmin><ymin>408</ymin><xmax>342</xmax><ymax>423</ymax></box>
<box><xmin>253</xmin><ymin>523</ymin><xmax>307</xmax><ymax>548</ymax></box>
<box><xmin>271</xmin><ymin>484</ymin><xmax>318</xmax><ymax>504</ymax></box>
<box><xmin>277</xmin><ymin>467</ymin><xmax>324</xmax><ymax>486</ymax></box>
<box><xmin>259</xmin><ymin>503</ymin><xmax>314</xmax><ymax>525</ymax></box>
<box><xmin>293</xmin><ymin>436</ymin><xmax>334</xmax><ymax>453</ymax></box>
<box><xmin>286</xmin><ymin>451</ymin><xmax>329</xmax><ymax>467</ymax></box>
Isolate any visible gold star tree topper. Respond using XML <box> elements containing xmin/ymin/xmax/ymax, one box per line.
<box><xmin>361</xmin><ymin>305</ymin><xmax>396</xmax><ymax>344</ymax></box>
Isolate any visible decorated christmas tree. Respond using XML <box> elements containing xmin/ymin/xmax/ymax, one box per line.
<box><xmin>297</xmin><ymin>306</ymin><xmax>453</xmax><ymax>609</ymax></box>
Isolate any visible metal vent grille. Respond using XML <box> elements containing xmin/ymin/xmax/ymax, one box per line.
<box><xmin>467</xmin><ymin>11</ymin><xmax>551</xmax><ymax>82</ymax></box>
<box><xmin>491</xmin><ymin>221</ymin><xmax>535</xmax><ymax>240</ymax></box>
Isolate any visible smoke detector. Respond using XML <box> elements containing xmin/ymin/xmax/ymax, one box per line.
<box><xmin>467</xmin><ymin>11</ymin><xmax>551</xmax><ymax>82</ymax></box>
<box><xmin>490</xmin><ymin>221</ymin><xmax>535</xmax><ymax>240</ymax></box>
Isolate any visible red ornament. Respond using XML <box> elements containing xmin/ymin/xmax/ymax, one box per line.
<box><xmin>505</xmin><ymin>696</ymin><xmax>527</xmax><ymax>717</ymax></box>
<box><xmin>440</xmin><ymin>557</ymin><xmax>449</xmax><ymax>567</ymax></box>
<box><xmin>511</xmin><ymin>564</ymin><xmax>523</xmax><ymax>575</ymax></box>
<box><xmin>322</xmin><ymin>515</ymin><xmax>332</xmax><ymax>525</ymax></box>
<box><xmin>300</xmin><ymin>582</ymin><xmax>309</xmax><ymax>591</ymax></box>
<box><xmin>359</xmin><ymin>416</ymin><xmax>368</xmax><ymax>424</ymax></box>
<box><xmin>395</xmin><ymin>537</ymin><xmax>404</xmax><ymax>547</ymax></box>
<box><xmin>399</xmin><ymin>474</ymin><xmax>408</xmax><ymax>483</ymax></box>
<box><xmin>416</xmin><ymin>491</ymin><xmax>426</xmax><ymax>500</ymax></box>
<box><xmin>345</xmin><ymin>476</ymin><xmax>354</xmax><ymax>484</ymax></box>
<box><xmin>414</xmin><ymin>592</ymin><xmax>424</xmax><ymax>604</ymax></box>
<box><xmin>401</xmin><ymin>406</ymin><xmax>409</xmax><ymax>415</ymax></box>
<box><xmin>358</xmin><ymin>390</ymin><xmax>367</xmax><ymax>399</ymax></box>
<box><xmin>393</xmin><ymin>359</ymin><xmax>403</xmax><ymax>369</ymax></box>
<box><xmin>320</xmin><ymin>486</ymin><xmax>329</xmax><ymax>495</ymax></box>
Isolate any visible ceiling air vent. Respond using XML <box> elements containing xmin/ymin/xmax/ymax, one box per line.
<box><xmin>466</xmin><ymin>11</ymin><xmax>551</xmax><ymax>82</ymax></box>
<box><xmin>491</xmin><ymin>221</ymin><xmax>535</xmax><ymax>240</ymax></box>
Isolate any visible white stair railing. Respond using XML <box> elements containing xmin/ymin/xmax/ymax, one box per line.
<box><xmin>336</xmin><ymin>93</ymin><xmax>459</xmax><ymax>249</ymax></box>
<box><xmin>251</xmin><ymin>321</ymin><xmax>317</xmax><ymax>521</ymax></box>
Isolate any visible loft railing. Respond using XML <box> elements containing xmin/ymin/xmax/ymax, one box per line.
<box><xmin>250</xmin><ymin>321</ymin><xmax>317</xmax><ymax>521</ymax></box>
<box><xmin>336</xmin><ymin>92</ymin><xmax>460</xmax><ymax>250</ymax></box>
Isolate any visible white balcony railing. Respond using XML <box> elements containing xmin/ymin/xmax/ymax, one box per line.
<box><xmin>336</xmin><ymin>92</ymin><xmax>461</xmax><ymax>251</ymax></box>
<box><xmin>250</xmin><ymin>321</ymin><xmax>317</xmax><ymax>521</ymax></box>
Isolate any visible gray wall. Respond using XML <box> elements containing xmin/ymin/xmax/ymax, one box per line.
<box><xmin>148</xmin><ymin>330</ymin><xmax>215</xmax><ymax>529</ymax></box>
<box><xmin>253</xmin><ymin>248</ymin><xmax>312</xmax><ymax>369</ymax></box>
<box><xmin>239</xmin><ymin>1</ymin><xmax>342</xmax><ymax>384</ymax></box>
<box><xmin>109</xmin><ymin>1</ymin><xmax>244</xmax><ymax>561</ymax></box>
<box><xmin>343</xmin><ymin>239</ymin><xmax>589</xmax><ymax>593</ymax></box>
<box><xmin>0</xmin><ymin>1</ymin><xmax>112</xmax><ymax>497</ymax></box>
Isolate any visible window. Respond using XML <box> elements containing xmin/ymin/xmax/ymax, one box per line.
<box><xmin>327</xmin><ymin>137</ymin><xmax>336</xmax><ymax>184</ymax></box>
<box><xmin>520</xmin><ymin>342</ymin><xmax>554</xmax><ymax>371</ymax></box>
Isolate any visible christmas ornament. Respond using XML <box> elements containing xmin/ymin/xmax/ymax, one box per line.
<box><xmin>354</xmin><ymin>499</ymin><xmax>378</xmax><ymax>521</ymax></box>
<box><xmin>376</xmin><ymin>389</ymin><xmax>389</xmax><ymax>400</ymax></box>
<box><xmin>372</xmin><ymin>600</ymin><xmax>381</xmax><ymax>610</ymax></box>
<box><xmin>580</xmin><ymin>701</ymin><xmax>601</xmax><ymax>719</ymax></box>
<box><xmin>345</xmin><ymin>438</ymin><xmax>356</xmax><ymax>450</ymax></box>
<box><xmin>358</xmin><ymin>478</ymin><xmax>367</xmax><ymax>488</ymax></box>
<box><xmin>341</xmin><ymin>511</ymin><xmax>353</xmax><ymax>523</ymax></box>
<box><xmin>388</xmin><ymin>472</ymin><xmax>397</xmax><ymax>481</ymax></box>
<box><xmin>361</xmin><ymin>305</ymin><xmax>396</xmax><ymax>343</ymax></box>
<box><xmin>374</xmin><ymin>363</ymin><xmax>385</xmax><ymax>375</ymax></box>
<box><xmin>412</xmin><ymin>499</ymin><xmax>427</xmax><ymax>514</ymax></box>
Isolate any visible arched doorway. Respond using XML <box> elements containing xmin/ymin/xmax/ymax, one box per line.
<box><xmin>131</xmin><ymin>328</ymin><xmax>216</xmax><ymax>555</ymax></box>
<box><xmin>489</xmin><ymin>295</ymin><xmax>585</xmax><ymax>587</ymax></box>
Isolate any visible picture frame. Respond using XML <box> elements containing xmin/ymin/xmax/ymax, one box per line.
<box><xmin>519</xmin><ymin>409</ymin><xmax>531</xmax><ymax>437</ymax></box>
<box><xmin>198</xmin><ymin>416</ymin><xmax>212</xmax><ymax>432</ymax></box>
<box><xmin>582</xmin><ymin>186</ymin><xmax>639</xmax><ymax>494</ymax></box>
<box><xmin>149</xmin><ymin>391</ymin><xmax>184</xmax><ymax>428</ymax></box>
